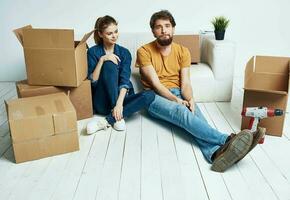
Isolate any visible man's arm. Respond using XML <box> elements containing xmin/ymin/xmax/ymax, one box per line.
<box><xmin>180</xmin><ymin>67</ymin><xmax>195</xmax><ymax>111</ymax></box>
<box><xmin>140</xmin><ymin>65</ymin><xmax>185</xmax><ymax>103</ymax></box>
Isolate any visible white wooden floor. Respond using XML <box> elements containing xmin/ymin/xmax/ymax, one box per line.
<box><xmin>0</xmin><ymin>79</ymin><xmax>290</xmax><ymax>200</ymax></box>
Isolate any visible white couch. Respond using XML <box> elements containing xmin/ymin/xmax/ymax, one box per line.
<box><xmin>117</xmin><ymin>33</ymin><xmax>236</xmax><ymax>102</ymax></box>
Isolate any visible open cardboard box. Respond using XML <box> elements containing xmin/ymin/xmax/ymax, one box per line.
<box><xmin>16</xmin><ymin>79</ymin><xmax>93</xmax><ymax>120</ymax></box>
<box><xmin>5</xmin><ymin>93</ymin><xmax>79</xmax><ymax>163</ymax></box>
<box><xmin>241</xmin><ymin>56</ymin><xmax>290</xmax><ymax>137</ymax></box>
<box><xmin>13</xmin><ymin>25</ymin><xmax>94</xmax><ymax>87</ymax></box>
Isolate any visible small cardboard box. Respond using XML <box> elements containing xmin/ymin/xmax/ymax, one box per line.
<box><xmin>241</xmin><ymin>56</ymin><xmax>290</xmax><ymax>137</ymax></box>
<box><xmin>5</xmin><ymin>93</ymin><xmax>79</xmax><ymax>163</ymax></box>
<box><xmin>173</xmin><ymin>35</ymin><xmax>200</xmax><ymax>64</ymax></box>
<box><xmin>13</xmin><ymin>25</ymin><xmax>94</xmax><ymax>87</ymax></box>
<box><xmin>16</xmin><ymin>79</ymin><xmax>93</xmax><ymax>120</ymax></box>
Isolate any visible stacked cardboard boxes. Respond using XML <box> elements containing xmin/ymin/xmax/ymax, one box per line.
<box><xmin>13</xmin><ymin>25</ymin><xmax>94</xmax><ymax>120</ymax></box>
<box><xmin>241</xmin><ymin>56</ymin><xmax>290</xmax><ymax>137</ymax></box>
<box><xmin>5</xmin><ymin>25</ymin><xmax>94</xmax><ymax>163</ymax></box>
<box><xmin>6</xmin><ymin>93</ymin><xmax>79</xmax><ymax>163</ymax></box>
<box><xmin>16</xmin><ymin>80</ymin><xmax>93</xmax><ymax>120</ymax></box>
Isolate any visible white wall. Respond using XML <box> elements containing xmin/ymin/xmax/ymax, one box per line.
<box><xmin>1</xmin><ymin>0</ymin><xmax>290</xmax><ymax>81</ymax></box>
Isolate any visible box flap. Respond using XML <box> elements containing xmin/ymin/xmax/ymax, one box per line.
<box><xmin>51</xmin><ymin>93</ymin><xmax>77</xmax><ymax>134</ymax></box>
<box><xmin>4</xmin><ymin>101</ymin><xmax>9</xmax><ymax>120</ymax></box>
<box><xmin>77</xmin><ymin>29</ymin><xmax>95</xmax><ymax>48</ymax></box>
<box><xmin>245</xmin><ymin>73</ymin><xmax>288</xmax><ymax>92</ymax></box>
<box><xmin>255</xmin><ymin>56</ymin><xmax>290</xmax><ymax>74</ymax></box>
<box><xmin>244</xmin><ymin>56</ymin><xmax>255</xmax><ymax>84</ymax></box>
<box><xmin>13</xmin><ymin>25</ymin><xmax>32</xmax><ymax>46</ymax></box>
<box><xmin>16</xmin><ymin>80</ymin><xmax>63</xmax><ymax>98</ymax></box>
<box><xmin>23</xmin><ymin>28</ymin><xmax>74</xmax><ymax>48</ymax></box>
<box><xmin>243</xmin><ymin>88</ymin><xmax>288</xmax><ymax>95</ymax></box>
<box><xmin>244</xmin><ymin>56</ymin><xmax>289</xmax><ymax>92</ymax></box>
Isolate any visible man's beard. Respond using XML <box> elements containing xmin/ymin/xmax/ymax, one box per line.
<box><xmin>156</xmin><ymin>35</ymin><xmax>173</xmax><ymax>46</ymax></box>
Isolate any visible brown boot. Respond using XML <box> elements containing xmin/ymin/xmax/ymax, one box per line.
<box><xmin>211</xmin><ymin>129</ymin><xmax>253</xmax><ymax>172</ymax></box>
<box><xmin>235</xmin><ymin>127</ymin><xmax>266</xmax><ymax>163</ymax></box>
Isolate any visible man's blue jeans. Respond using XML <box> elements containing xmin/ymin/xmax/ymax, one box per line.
<box><xmin>147</xmin><ymin>88</ymin><xmax>228</xmax><ymax>163</ymax></box>
<box><xmin>92</xmin><ymin>61</ymin><xmax>155</xmax><ymax>125</ymax></box>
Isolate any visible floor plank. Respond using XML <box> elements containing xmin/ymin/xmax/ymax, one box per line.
<box><xmin>73</xmin><ymin>118</ymin><xmax>112</xmax><ymax>200</ymax></box>
<box><xmin>94</xmin><ymin>124</ymin><xmax>126</xmax><ymax>200</ymax></box>
<box><xmin>195</xmin><ymin>103</ymin><xmax>232</xmax><ymax>200</ymax></box>
<box><xmin>157</xmin><ymin>120</ymin><xmax>189</xmax><ymax>200</ymax></box>
<box><xmin>172</xmin><ymin>126</ymin><xmax>209</xmax><ymax>200</ymax></box>
<box><xmin>140</xmin><ymin>115</ymin><xmax>163</xmax><ymax>200</ymax></box>
<box><xmin>118</xmin><ymin>114</ymin><xmax>141</xmax><ymax>200</ymax></box>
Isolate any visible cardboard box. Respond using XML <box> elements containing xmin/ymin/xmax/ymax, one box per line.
<box><xmin>16</xmin><ymin>79</ymin><xmax>93</xmax><ymax>120</ymax></box>
<box><xmin>13</xmin><ymin>131</ymin><xmax>79</xmax><ymax>163</ymax></box>
<box><xmin>173</xmin><ymin>35</ymin><xmax>200</xmax><ymax>63</ymax></box>
<box><xmin>241</xmin><ymin>56</ymin><xmax>290</xmax><ymax>137</ymax></box>
<box><xmin>5</xmin><ymin>93</ymin><xmax>79</xmax><ymax>163</ymax></box>
<box><xmin>13</xmin><ymin>25</ymin><xmax>94</xmax><ymax>87</ymax></box>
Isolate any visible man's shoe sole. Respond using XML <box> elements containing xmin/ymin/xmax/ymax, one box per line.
<box><xmin>235</xmin><ymin>127</ymin><xmax>266</xmax><ymax>163</ymax></box>
<box><xmin>211</xmin><ymin>131</ymin><xmax>253</xmax><ymax>172</ymax></box>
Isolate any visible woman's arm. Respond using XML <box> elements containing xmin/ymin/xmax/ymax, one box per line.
<box><xmin>118</xmin><ymin>49</ymin><xmax>132</xmax><ymax>91</ymax></box>
<box><xmin>91</xmin><ymin>56</ymin><xmax>104</xmax><ymax>81</ymax></box>
<box><xmin>87</xmin><ymin>48</ymin><xmax>121</xmax><ymax>83</ymax></box>
<box><xmin>112</xmin><ymin>87</ymin><xmax>127</xmax><ymax>121</ymax></box>
<box><xmin>91</xmin><ymin>54</ymin><xmax>121</xmax><ymax>81</ymax></box>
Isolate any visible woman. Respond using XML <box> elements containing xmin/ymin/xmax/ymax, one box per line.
<box><xmin>86</xmin><ymin>15</ymin><xmax>155</xmax><ymax>134</ymax></box>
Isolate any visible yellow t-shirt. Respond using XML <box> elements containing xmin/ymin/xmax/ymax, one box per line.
<box><xmin>136</xmin><ymin>41</ymin><xmax>191</xmax><ymax>89</ymax></box>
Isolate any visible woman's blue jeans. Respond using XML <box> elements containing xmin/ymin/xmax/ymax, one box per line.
<box><xmin>92</xmin><ymin>61</ymin><xmax>155</xmax><ymax>125</ymax></box>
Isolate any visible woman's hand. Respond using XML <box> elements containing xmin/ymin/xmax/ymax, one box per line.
<box><xmin>112</xmin><ymin>103</ymin><xmax>123</xmax><ymax>121</ymax></box>
<box><xmin>101</xmin><ymin>53</ymin><xmax>121</xmax><ymax>65</ymax></box>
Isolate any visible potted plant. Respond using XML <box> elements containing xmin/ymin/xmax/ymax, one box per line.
<box><xmin>211</xmin><ymin>16</ymin><xmax>230</xmax><ymax>40</ymax></box>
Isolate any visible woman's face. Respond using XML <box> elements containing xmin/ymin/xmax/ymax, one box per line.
<box><xmin>99</xmin><ymin>23</ymin><xmax>119</xmax><ymax>45</ymax></box>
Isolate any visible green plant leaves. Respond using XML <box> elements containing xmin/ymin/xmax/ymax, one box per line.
<box><xmin>211</xmin><ymin>16</ymin><xmax>230</xmax><ymax>31</ymax></box>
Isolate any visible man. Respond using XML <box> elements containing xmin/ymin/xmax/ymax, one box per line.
<box><xmin>136</xmin><ymin>10</ymin><xmax>265</xmax><ymax>172</ymax></box>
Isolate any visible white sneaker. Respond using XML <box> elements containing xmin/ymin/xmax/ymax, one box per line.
<box><xmin>113</xmin><ymin>119</ymin><xmax>126</xmax><ymax>131</ymax></box>
<box><xmin>86</xmin><ymin>118</ymin><xmax>109</xmax><ymax>135</ymax></box>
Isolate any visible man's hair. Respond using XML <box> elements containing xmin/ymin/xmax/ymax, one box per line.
<box><xmin>150</xmin><ymin>10</ymin><xmax>176</xmax><ymax>29</ymax></box>
<box><xmin>94</xmin><ymin>15</ymin><xmax>118</xmax><ymax>44</ymax></box>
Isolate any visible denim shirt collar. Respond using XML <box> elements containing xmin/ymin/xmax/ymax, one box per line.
<box><xmin>100</xmin><ymin>43</ymin><xmax>120</xmax><ymax>57</ymax></box>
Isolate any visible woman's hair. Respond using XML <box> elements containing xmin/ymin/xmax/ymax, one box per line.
<box><xmin>150</xmin><ymin>10</ymin><xmax>176</xmax><ymax>29</ymax></box>
<box><xmin>94</xmin><ymin>15</ymin><xmax>118</xmax><ymax>44</ymax></box>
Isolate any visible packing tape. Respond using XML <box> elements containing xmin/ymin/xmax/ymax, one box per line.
<box><xmin>35</xmin><ymin>106</ymin><xmax>45</xmax><ymax>115</ymax></box>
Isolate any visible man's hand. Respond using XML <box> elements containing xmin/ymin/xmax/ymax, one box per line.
<box><xmin>101</xmin><ymin>53</ymin><xmax>121</xmax><ymax>65</ymax></box>
<box><xmin>187</xmin><ymin>98</ymin><xmax>195</xmax><ymax>112</ymax></box>
<box><xmin>175</xmin><ymin>97</ymin><xmax>189</xmax><ymax>107</ymax></box>
<box><xmin>112</xmin><ymin>104</ymin><xmax>123</xmax><ymax>121</ymax></box>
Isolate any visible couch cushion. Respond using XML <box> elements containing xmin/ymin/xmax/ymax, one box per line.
<box><xmin>189</xmin><ymin>63</ymin><xmax>216</xmax><ymax>102</ymax></box>
<box><xmin>190</xmin><ymin>63</ymin><xmax>214</xmax><ymax>80</ymax></box>
<box><xmin>131</xmin><ymin>62</ymin><xmax>216</xmax><ymax>102</ymax></box>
